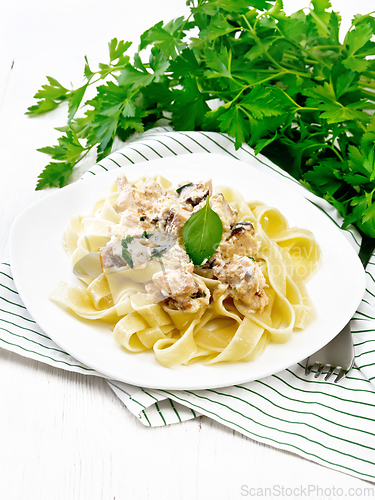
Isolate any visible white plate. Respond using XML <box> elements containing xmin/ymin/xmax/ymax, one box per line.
<box><xmin>9</xmin><ymin>153</ymin><xmax>366</xmax><ymax>390</ymax></box>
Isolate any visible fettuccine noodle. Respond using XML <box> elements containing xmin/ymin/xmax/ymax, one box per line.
<box><xmin>50</xmin><ymin>174</ymin><xmax>321</xmax><ymax>367</ymax></box>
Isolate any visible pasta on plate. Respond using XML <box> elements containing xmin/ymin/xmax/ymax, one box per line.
<box><xmin>50</xmin><ymin>174</ymin><xmax>321</xmax><ymax>367</ymax></box>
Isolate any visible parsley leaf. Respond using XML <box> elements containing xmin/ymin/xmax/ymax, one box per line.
<box><xmin>121</xmin><ymin>236</ymin><xmax>134</xmax><ymax>268</ymax></box>
<box><xmin>36</xmin><ymin>162</ymin><xmax>74</xmax><ymax>190</ymax></box>
<box><xmin>176</xmin><ymin>183</ymin><xmax>193</xmax><ymax>194</ymax></box>
<box><xmin>26</xmin><ymin>77</ymin><xmax>69</xmax><ymax>115</ymax></box>
<box><xmin>139</xmin><ymin>17</ymin><xmax>188</xmax><ymax>59</ymax></box>
<box><xmin>151</xmin><ymin>247</ymin><xmax>168</xmax><ymax>259</ymax></box>
<box><xmin>172</xmin><ymin>78</ymin><xmax>210</xmax><ymax>130</ymax></box>
<box><xmin>217</xmin><ymin>105</ymin><xmax>250</xmax><ymax>149</ymax></box>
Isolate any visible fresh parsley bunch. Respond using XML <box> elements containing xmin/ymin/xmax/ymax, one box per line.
<box><xmin>27</xmin><ymin>0</ymin><xmax>375</xmax><ymax>258</ymax></box>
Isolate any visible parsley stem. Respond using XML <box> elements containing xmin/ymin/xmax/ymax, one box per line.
<box><xmin>312</xmin><ymin>45</ymin><xmax>341</xmax><ymax>50</ymax></box>
<box><xmin>242</xmin><ymin>17</ymin><xmax>311</xmax><ymax>79</ymax></box>
<box><xmin>276</xmin><ymin>61</ymin><xmax>311</xmax><ymax>75</ymax></box>
<box><xmin>309</xmin><ymin>10</ymin><xmax>329</xmax><ymax>35</ymax></box>
<box><xmin>177</xmin><ymin>12</ymin><xmax>193</xmax><ymax>41</ymax></box>
<box><xmin>244</xmin><ymin>13</ymin><xmax>328</xmax><ymax>78</ymax></box>
<box><xmin>240</xmin><ymin>15</ymin><xmax>285</xmax><ymax>73</ymax></box>
<box><xmin>277</xmin><ymin>33</ymin><xmax>332</xmax><ymax>69</ymax></box>
<box><xmin>363</xmin><ymin>71</ymin><xmax>375</xmax><ymax>78</ymax></box>
<box><xmin>283</xmin><ymin>51</ymin><xmax>321</xmax><ymax>67</ymax></box>
<box><xmin>330</xmin><ymin>147</ymin><xmax>344</xmax><ymax>162</ymax></box>
<box><xmin>322</xmin><ymin>144</ymin><xmax>345</xmax><ymax>162</ymax></box>
<box><xmin>243</xmin><ymin>72</ymin><xmax>285</xmax><ymax>87</ymax></box>
<box><xmin>75</xmin><ymin>147</ymin><xmax>91</xmax><ymax>165</ymax></box>
<box><xmin>297</xmin><ymin>107</ymin><xmax>319</xmax><ymax>112</ymax></box>
<box><xmin>356</xmin><ymin>121</ymin><xmax>368</xmax><ymax>133</ymax></box>
<box><xmin>358</xmin><ymin>81</ymin><xmax>375</xmax><ymax>90</ymax></box>
<box><xmin>221</xmin><ymin>71</ymin><xmax>289</xmax><ymax>107</ymax></box>
<box><xmin>274</xmin><ymin>88</ymin><xmax>304</xmax><ymax>109</ymax></box>
<box><xmin>360</xmin><ymin>90</ymin><xmax>375</xmax><ymax>100</ymax></box>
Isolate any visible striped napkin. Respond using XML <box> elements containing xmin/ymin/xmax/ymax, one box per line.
<box><xmin>2</xmin><ymin>128</ymin><xmax>375</xmax><ymax>482</ymax></box>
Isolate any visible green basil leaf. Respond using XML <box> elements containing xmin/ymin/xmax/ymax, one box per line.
<box><xmin>182</xmin><ymin>196</ymin><xmax>223</xmax><ymax>265</ymax></box>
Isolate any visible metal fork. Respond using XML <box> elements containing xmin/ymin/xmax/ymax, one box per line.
<box><xmin>304</xmin><ymin>323</ymin><xmax>355</xmax><ymax>383</ymax></box>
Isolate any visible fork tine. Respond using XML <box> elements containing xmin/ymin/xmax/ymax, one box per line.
<box><xmin>304</xmin><ymin>323</ymin><xmax>354</xmax><ymax>384</ymax></box>
<box><xmin>305</xmin><ymin>360</ymin><xmax>313</xmax><ymax>375</ymax></box>
<box><xmin>324</xmin><ymin>366</ymin><xmax>336</xmax><ymax>381</ymax></box>
<box><xmin>334</xmin><ymin>369</ymin><xmax>346</xmax><ymax>383</ymax></box>
<box><xmin>314</xmin><ymin>364</ymin><xmax>325</xmax><ymax>378</ymax></box>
